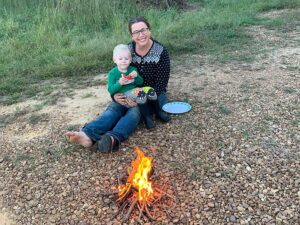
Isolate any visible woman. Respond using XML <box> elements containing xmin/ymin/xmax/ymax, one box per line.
<box><xmin>65</xmin><ymin>16</ymin><xmax>171</xmax><ymax>152</ymax></box>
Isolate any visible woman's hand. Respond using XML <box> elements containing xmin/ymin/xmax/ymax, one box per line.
<box><xmin>114</xmin><ymin>93</ymin><xmax>127</xmax><ymax>105</ymax></box>
<box><xmin>125</xmin><ymin>98</ymin><xmax>137</xmax><ymax>107</ymax></box>
<box><xmin>114</xmin><ymin>93</ymin><xmax>137</xmax><ymax>107</ymax></box>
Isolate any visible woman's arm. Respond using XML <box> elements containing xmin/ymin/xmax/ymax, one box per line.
<box><xmin>153</xmin><ymin>48</ymin><xmax>170</xmax><ymax>93</ymax></box>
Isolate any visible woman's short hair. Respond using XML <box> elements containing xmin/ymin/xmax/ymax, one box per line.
<box><xmin>128</xmin><ymin>16</ymin><xmax>151</xmax><ymax>34</ymax></box>
<box><xmin>113</xmin><ymin>44</ymin><xmax>131</xmax><ymax>58</ymax></box>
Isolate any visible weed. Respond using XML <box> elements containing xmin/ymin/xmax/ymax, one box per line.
<box><xmin>240</xmin><ymin>82</ymin><xmax>257</xmax><ymax>93</ymax></box>
<box><xmin>221</xmin><ymin>168</ymin><xmax>236</xmax><ymax>179</ymax></box>
<box><xmin>257</xmin><ymin>77</ymin><xmax>267</xmax><ymax>81</ymax></box>
<box><xmin>263</xmin><ymin>115</ymin><xmax>279</xmax><ymax>124</ymax></box>
<box><xmin>168</xmin><ymin>161</ymin><xmax>184</xmax><ymax>171</ymax></box>
<box><xmin>192</xmin><ymin>86</ymin><xmax>204</xmax><ymax>92</ymax></box>
<box><xmin>214</xmin><ymin>141</ymin><xmax>225</xmax><ymax>149</ymax></box>
<box><xmin>99</xmin><ymin>80</ymin><xmax>107</xmax><ymax>86</ymax></box>
<box><xmin>14</xmin><ymin>153</ymin><xmax>35</xmax><ymax>167</ymax></box>
<box><xmin>41</xmin><ymin>86</ymin><xmax>55</xmax><ymax>97</ymax></box>
<box><xmin>189</xmin><ymin>171</ymin><xmax>200</xmax><ymax>181</ymax></box>
<box><xmin>46</xmin><ymin>140</ymin><xmax>76</xmax><ymax>161</ymax></box>
<box><xmin>218</xmin><ymin>104</ymin><xmax>232</xmax><ymax>115</ymax></box>
<box><xmin>203</xmin><ymin>80</ymin><xmax>209</xmax><ymax>86</ymax></box>
<box><xmin>0</xmin><ymin>155</ymin><xmax>11</xmax><ymax>163</ymax></box>
<box><xmin>65</xmin><ymin>124</ymin><xmax>81</xmax><ymax>131</ymax></box>
<box><xmin>242</xmin><ymin>130</ymin><xmax>251</xmax><ymax>141</ymax></box>
<box><xmin>286</xmin><ymin>65</ymin><xmax>300</xmax><ymax>71</ymax></box>
<box><xmin>81</xmin><ymin>93</ymin><xmax>94</xmax><ymax>98</ymax></box>
<box><xmin>255</xmin><ymin>121</ymin><xmax>270</xmax><ymax>133</ymax></box>
<box><xmin>28</xmin><ymin>113</ymin><xmax>48</xmax><ymax>125</ymax></box>
<box><xmin>291</xmin><ymin>119</ymin><xmax>299</xmax><ymax>127</ymax></box>
<box><xmin>262</xmin><ymin>18</ymin><xmax>285</xmax><ymax>29</ymax></box>
<box><xmin>191</xmin><ymin>123</ymin><xmax>203</xmax><ymax>129</ymax></box>
<box><xmin>203</xmin><ymin>101</ymin><xmax>215</xmax><ymax>108</ymax></box>
<box><xmin>202</xmin><ymin>164</ymin><xmax>213</xmax><ymax>173</ymax></box>
<box><xmin>288</xmin><ymin>128</ymin><xmax>297</xmax><ymax>139</ymax></box>
<box><xmin>14</xmin><ymin>106</ymin><xmax>29</xmax><ymax>117</ymax></box>
<box><xmin>32</xmin><ymin>103</ymin><xmax>46</xmax><ymax>112</ymax></box>
<box><xmin>283</xmin><ymin>87</ymin><xmax>297</xmax><ymax>94</ymax></box>
<box><xmin>260</xmin><ymin>138</ymin><xmax>277</xmax><ymax>150</ymax></box>
<box><xmin>42</xmin><ymin>90</ymin><xmax>69</xmax><ymax>105</ymax></box>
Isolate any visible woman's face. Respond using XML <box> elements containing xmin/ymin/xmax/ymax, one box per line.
<box><xmin>131</xmin><ymin>22</ymin><xmax>151</xmax><ymax>47</ymax></box>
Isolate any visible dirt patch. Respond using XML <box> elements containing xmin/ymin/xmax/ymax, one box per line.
<box><xmin>0</xmin><ymin>208</ymin><xmax>16</xmax><ymax>225</ymax></box>
<box><xmin>1</xmin><ymin>81</ymin><xmax>111</xmax><ymax>143</ymax></box>
<box><xmin>50</xmin><ymin>84</ymin><xmax>111</xmax><ymax>125</ymax></box>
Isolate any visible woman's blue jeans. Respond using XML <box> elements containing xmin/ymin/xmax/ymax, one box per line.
<box><xmin>81</xmin><ymin>102</ymin><xmax>141</xmax><ymax>144</ymax></box>
<box><xmin>158</xmin><ymin>91</ymin><xmax>168</xmax><ymax>108</ymax></box>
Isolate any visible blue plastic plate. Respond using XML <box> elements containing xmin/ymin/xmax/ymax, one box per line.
<box><xmin>162</xmin><ymin>101</ymin><xmax>192</xmax><ymax>114</ymax></box>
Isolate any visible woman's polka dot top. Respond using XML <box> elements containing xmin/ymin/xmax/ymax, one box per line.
<box><xmin>128</xmin><ymin>40</ymin><xmax>170</xmax><ymax>95</ymax></box>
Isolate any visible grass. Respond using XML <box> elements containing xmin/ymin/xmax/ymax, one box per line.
<box><xmin>14</xmin><ymin>106</ymin><xmax>30</xmax><ymax>117</ymax></box>
<box><xmin>13</xmin><ymin>152</ymin><xmax>36</xmax><ymax>170</ymax></box>
<box><xmin>81</xmin><ymin>93</ymin><xmax>94</xmax><ymax>99</ymax></box>
<box><xmin>28</xmin><ymin>112</ymin><xmax>48</xmax><ymax>125</ymax></box>
<box><xmin>260</xmin><ymin>138</ymin><xmax>277</xmax><ymax>150</ymax></box>
<box><xmin>1</xmin><ymin>0</ymin><xmax>300</xmax><ymax>104</ymax></box>
<box><xmin>43</xmin><ymin>133</ymin><xmax>77</xmax><ymax>161</ymax></box>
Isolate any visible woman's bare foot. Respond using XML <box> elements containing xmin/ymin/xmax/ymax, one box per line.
<box><xmin>65</xmin><ymin>131</ymin><xmax>93</xmax><ymax>147</ymax></box>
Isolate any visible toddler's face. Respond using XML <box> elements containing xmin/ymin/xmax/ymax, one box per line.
<box><xmin>114</xmin><ymin>51</ymin><xmax>131</xmax><ymax>72</ymax></box>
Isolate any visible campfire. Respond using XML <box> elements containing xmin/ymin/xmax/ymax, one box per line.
<box><xmin>118</xmin><ymin>146</ymin><xmax>154</xmax><ymax>203</ymax></box>
<box><xmin>101</xmin><ymin>146</ymin><xmax>176</xmax><ymax>222</ymax></box>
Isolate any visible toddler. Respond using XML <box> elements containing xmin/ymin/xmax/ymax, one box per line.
<box><xmin>108</xmin><ymin>44</ymin><xmax>165</xmax><ymax>129</ymax></box>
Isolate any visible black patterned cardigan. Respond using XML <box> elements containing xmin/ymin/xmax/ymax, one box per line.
<box><xmin>128</xmin><ymin>40</ymin><xmax>170</xmax><ymax>95</ymax></box>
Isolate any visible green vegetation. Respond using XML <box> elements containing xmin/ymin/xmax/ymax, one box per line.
<box><xmin>218</xmin><ymin>104</ymin><xmax>232</xmax><ymax>115</ymax></box>
<box><xmin>1</xmin><ymin>0</ymin><xmax>299</xmax><ymax>104</ymax></box>
<box><xmin>28</xmin><ymin>112</ymin><xmax>48</xmax><ymax>125</ymax></box>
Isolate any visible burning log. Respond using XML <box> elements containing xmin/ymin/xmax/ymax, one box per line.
<box><xmin>101</xmin><ymin>146</ymin><xmax>176</xmax><ymax>223</ymax></box>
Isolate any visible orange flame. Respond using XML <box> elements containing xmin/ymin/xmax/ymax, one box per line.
<box><xmin>118</xmin><ymin>147</ymin><xmax>153</xmax><ymax>202</ymax></box>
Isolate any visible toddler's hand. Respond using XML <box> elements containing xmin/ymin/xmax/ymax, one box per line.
<box><xmin>129</xmin><ymin>71</ymin><xmax>138</xmax><ymax>78</ymax></box>
<box><xmin>119</xmin><ymin>77</ymin><xmax>127</xmax><ymax>85</ymax></box>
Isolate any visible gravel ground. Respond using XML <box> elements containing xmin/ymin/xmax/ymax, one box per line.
<box><xmin>0</xmin><ymin>9</ymin><xmax>299</xmax><ymax>225</ymax></box>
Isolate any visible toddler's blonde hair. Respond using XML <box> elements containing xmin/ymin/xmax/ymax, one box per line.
<box><xmin>113</xmin><ymin>44</ymin><xmax>131</xmax><ymax>58</ymax></box>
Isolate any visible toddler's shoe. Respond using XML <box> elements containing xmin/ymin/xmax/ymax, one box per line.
<box><xmin>136</xmin><ymin>91</ymin><xmax>147</xmax><ymax>104</ymax></box>
<box><xmin>146</xmin><ymin>88</ymin><xmax>157</xmax><ymax>100</ymax></box>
